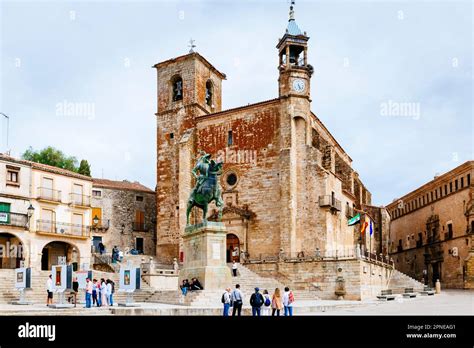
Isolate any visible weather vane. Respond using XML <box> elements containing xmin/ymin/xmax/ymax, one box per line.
<box><xmin>188</xmin><ymin>38</ymin><xmax>196</xmax><ymax>53</ymax></box>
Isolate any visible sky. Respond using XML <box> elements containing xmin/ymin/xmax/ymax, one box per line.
<box><xmin>0</xmin><ymin>0</ymin><xmax>472</xmax><ymax>206</ymax></box>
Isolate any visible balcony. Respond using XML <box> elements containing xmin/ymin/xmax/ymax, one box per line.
<box><xmin>37</xmin><ymin>187</ymin><xmax>62</xmax><ymax>203</ymax></box>
<box><xmin>91</xmin><ymin>219</ymin><xmax>110</xmax><ymax>232</ymax></box>
<box><xmin>132</xmin><ymin>222</ymin><xmax>150</xmax><ymax>232</ymax></box>
<box><xmin>319</xmin><ymin>195</ymin><xmax>341</xmax><ymax>212</ymax></box>
<box><xmin>0</xmin><ymin>212</ymin><xmax>28</xmax><ymax>229</ymax></box>
<box><xmin>36</xmin><ymin>220</ymin><xmax>90</xmax><ymax>239</ymax></box>
<box><xmin>69</xmin><ymin>193</ymin><xmax>91</xmax><ymax>207</ymax></box>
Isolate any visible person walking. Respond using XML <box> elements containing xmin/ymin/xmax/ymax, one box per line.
<box><xmin>231</xmin><ymin>284</ymin><xmax>243</xmax><ymax>316</ymax></box>
<box><xmin>283</xmin><ymin>287</ymin><xmax>295</xmax><ymax>316</ymax></box>
<box><xmin>232</xmin><ymin>261</ymin><xmax>238</xmax><ymax>277</ymax></box>
<box><xmin>85</xmin><ymin>278</ymin><xmax>93</xmax><ymax>308</ymax></box>
<box><xmin>271</xmin><ymin>288</ymin><xmax>283</xmax><ymax>316</ymax></box>
<box><xmin>46</xmin><ymin>274</ymin><xmax>53</xmax><ymax>306</ymax></box>
<box><xmin>222</xmin><ymin>288</ymin><xmax>231</xmax><ymax>316</ymax></box>
<box><xmin>100</xmin><ymin>278</ymin><xmax>108</xmax><ymax>307</ymax></box>
<box><xmin>261</xmin><ymin>289</ymin><xmax>271</xmax><ymax>316</ymax></box>
<box><xmin>250</xmin><ymin>287</ymin><xmax>264</xmax><ymax>316</ymax></box>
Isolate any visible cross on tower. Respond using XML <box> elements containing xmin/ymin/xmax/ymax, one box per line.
<box><xmin>188</xmin><ymin>38</ymin><xmax>196</xmax><ymax>53</ymax></box>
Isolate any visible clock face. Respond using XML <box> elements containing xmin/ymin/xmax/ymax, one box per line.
<box><xmin>292</xmin><ymin>79</ymin><xmax>306</xmax><ymax>93</ymax></box>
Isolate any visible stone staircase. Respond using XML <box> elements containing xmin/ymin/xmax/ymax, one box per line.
<box><xmin>233</xmin><ymin>263</ymin><xmax>320</xmax><ymax>301</ymax></box>
<box><xmin>388</xmin><ymin>269</ymin><xmax>425</xmax><ymax>293</ymax></box>
<box><xmin>0</xmin><ymin>269</ymin><xmax>156</xmax><ymax>305</ymax></box>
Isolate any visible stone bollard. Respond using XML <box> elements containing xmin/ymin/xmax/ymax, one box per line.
<box><xmin>435</xmin><ymin>279</ymin><xmax>441</xmax><ymax>294</ymax></box>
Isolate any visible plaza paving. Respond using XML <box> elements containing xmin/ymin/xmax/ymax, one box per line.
<box><xmin>0</xmin><ymin>290</ymin><xmax>471</xmax><ymax>316</ymax></box>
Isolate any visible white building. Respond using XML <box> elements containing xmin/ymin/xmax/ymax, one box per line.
<box><xmin>0</xmin><ymin>154</ymin><xmax>93</xmax><ymax>271</ymax></box>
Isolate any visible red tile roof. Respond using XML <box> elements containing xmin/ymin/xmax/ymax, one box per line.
<box><xmin>92</xmin><ymin>178</ymin><xmax>155</xmax><ymax>193</ymax></box>
<box><xmin>0</xmin><ymin>153</ymin><xmax>92</xmax><ymax>181</ymax></box>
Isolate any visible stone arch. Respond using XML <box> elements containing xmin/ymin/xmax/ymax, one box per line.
<box><xmin>0</xmin><ymin>232</ymin><xmax>26</xmax><ymax>269</ymax></box>
<box><xmin>205</xmin><ymin>79</ymin><xmax>214</xmax><ymax>107</ymax></box>
<box><xmin>170</xmin><ymin>74</ymin><xmax>183</xmax><ymax>102</ymax></box>
<box><xmin>40</xmin><ymin>240</ymin><xmax>81</xmax><ymax>271</ymax></box>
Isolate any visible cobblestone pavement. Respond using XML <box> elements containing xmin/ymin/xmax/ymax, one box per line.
<box><xmin>304</xmin><ymin>290</ymin><xmax>474</xmax><ymax>316</ymax></box>
<box><xmin>0</xmin><ymin>290</ymin><xmax>471</xmax><ymax>315</ymax></box>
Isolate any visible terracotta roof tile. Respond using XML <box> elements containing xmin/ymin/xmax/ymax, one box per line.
<box><xmin>92</xmin><ymin>178</ymin><xmax>155</xmax><ymax>193</ymax></box>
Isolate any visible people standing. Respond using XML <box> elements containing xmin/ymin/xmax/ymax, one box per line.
<box><xmin>106</xmin><ymin>279</ymin><xmax>114</xmax><ymax>306</ymax></box>
<box><xmin>231</xmin><ymin>284</ymin><xmax>243</xmax><ymax>316</ymax></box>
<box><xmin>232</xmin><ymin>261</ymin><xmax>238</xmax><ymax>277</ymax></box>
<box><xmin>222</xmin><ymin>288</ymin><xmax>231</xmax><ymax>316</ymax></box>
<box><xmin>283</xmin><ymin>287</ymin><xmax>295</xmax><ymax>316</ymax></box>
<box><xmin>261</xmin><ymin>289</ymin><xmax>271</xmax><ymax>316</ymax></box>
<box><xmin>46</xmin><ymin>274</ymin><xmax>53</xmax><ymax>306</ymax></box>
<box><xmin>92</xmin><ymin>279</ymin><xmax>98</xmax><ymax>307</ymax></box>
<box><xmin>118</xmin><ymin>249</ymin><xmax>124</xmax><ymax>262</ymax></box>
<box><xmin>100</xmin><ymin>278</ymin><xmax>108</xmax><ymax>307</ymax></box>
<box><xmin>250</xmin><ymin>287</ymin><xmax>264</xmax><ymax>316</ymax></box>
<box><xmin>85</xmin><ymin>278</ymin><xmax>92</xmax><ymax>308</ymax></box>
<box><xmin>271</xmin><ymin>288</ymin><xmax>283</xmax><ymax>316</ymax></box>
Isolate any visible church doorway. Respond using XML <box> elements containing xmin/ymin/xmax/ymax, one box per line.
<box><xmin>226</xmin><ymin>234</ymin><xmax>240</xmax><ymax>263</ymax></box>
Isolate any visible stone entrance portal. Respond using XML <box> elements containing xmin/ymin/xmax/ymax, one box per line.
<box><xmin>226</xmin><ymin>233</ymin><xmax>240</xmax><ymax>263</ymax></box>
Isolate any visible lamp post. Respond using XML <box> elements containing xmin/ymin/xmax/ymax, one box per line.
<box><xmin>27</xmin><ymin>204</ymin><xmax>35</xmax><ymax>229</ymax></box>
<box><xmin>93</xmin><ymin>215</ymin><xmax>99</xmax><ymax>226</ymax></box>
<box><xmin>0</xmin><ymin>112</ymin><xmax>10</xmax><ymax>152</ymax></box>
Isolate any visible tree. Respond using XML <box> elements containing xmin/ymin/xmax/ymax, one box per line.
<box><xmin>21</xmin><ymin>146</ymin><xmax>91</xmax><ymax>176</ymax></box>
<box><xmin>77</xmin><ymin>159</ymin><xmax>91</xmax><ymax>176</ymax></box>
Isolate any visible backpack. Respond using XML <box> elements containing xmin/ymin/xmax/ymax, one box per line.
<box><xmin>289</xmin><ymin>291</ymin><xmax>294</xmax><ymax>304</ymax></box>
<box><xmin>264</xmin><ymin>295</ymin><xmax>271</xmax><ymax>306</ymax></box>
<box><xmin>254</xmin><ymin>293</ymin><xmax>264</xmax><ymax>307</ymax></box>
<box><xmin>221</xmin><ymin>292</ymin><xmax>226</xmax><ymax>304</ymax></box>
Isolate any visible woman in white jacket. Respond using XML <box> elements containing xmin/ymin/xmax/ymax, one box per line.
<box><xmin>100</xmin><ymin>278</ymin><xmax>108</xmax><ymax>306</ymax></box>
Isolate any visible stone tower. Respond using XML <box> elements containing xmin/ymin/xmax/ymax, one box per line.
<box><xmin>153</xmin><ymin>53</ymin><xmax>226</xmax><ymax>262</ymax></box>
<box><xmin>277</xmin><ymin>1</ymin><xmax>314</xmax><ymax>255</ymax></box>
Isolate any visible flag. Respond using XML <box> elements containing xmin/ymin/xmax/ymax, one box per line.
<box><xmin>369</xmin><ymin>220</ymin><xmax>373</xmax><ymax>237</ymax></box>
<box><xmin>360</xmin><ymin>215</ymin><xmax>370</xmax><ymax>234</ymax></box>
<box><xmin>348</xmin><ymin>213</ymin><xmax>361</xmax><ymax>226</ymax></box>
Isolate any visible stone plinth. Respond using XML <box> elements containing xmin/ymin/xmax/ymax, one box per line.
<box><xmin>180</xmin><ymin>222</ymin><xmax>232</xmax><ymax>290</ymax></box>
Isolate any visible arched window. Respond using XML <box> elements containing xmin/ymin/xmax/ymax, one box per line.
<box><xmin>205</xmin><ymin>80</ymin><xmax>213</xmax><ymax>106</ymax></box>
<box><xmin>171</xmin><ymin>75</ymin><xmax>183</xmax><ymax>102</ymax></box>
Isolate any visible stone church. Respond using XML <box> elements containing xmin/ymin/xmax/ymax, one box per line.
<box><xmin>154</xmin><ymin>3</ymin><xmax>374</xmax><ymax>264</ymax></box>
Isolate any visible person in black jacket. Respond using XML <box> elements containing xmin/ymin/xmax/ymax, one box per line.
<box><xmin>250</xmin><ymin>287</ymin><xmax>264</xmax><ymax>316</ymax></box>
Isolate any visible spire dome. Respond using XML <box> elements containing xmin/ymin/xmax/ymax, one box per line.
<box><xmin>286</xmin><ymin>0</ymin><xmax>303</xmax><ymax>36</ymax></box>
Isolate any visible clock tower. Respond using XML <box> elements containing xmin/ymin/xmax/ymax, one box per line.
<box><xmin>277</xmin><ymin>0</ymin><xmax>313</xmax><ymax>99</ymax></box>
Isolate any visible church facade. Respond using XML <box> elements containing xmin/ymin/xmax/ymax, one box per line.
<box><xmin>154</xmin><ymin>5</ymin><xmax>373</xmax><ymax>264</ymax></box>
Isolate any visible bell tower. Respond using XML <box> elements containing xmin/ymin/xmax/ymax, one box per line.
<box><xmin>277</xmin><ymin>0</ymin><xmax>313</xmax><ymax>99</ymax></box>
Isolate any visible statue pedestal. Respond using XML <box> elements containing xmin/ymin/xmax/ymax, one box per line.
<box><xmin>180</xmin><ymin>222</ymin><xmax>231</xmax><ymax>290</ymax></box>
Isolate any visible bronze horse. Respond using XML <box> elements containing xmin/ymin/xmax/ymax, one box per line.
<box><xmin>186</xmin><ymin>153</ymin><xmax>224</xmax><ymax>225</ymax></box>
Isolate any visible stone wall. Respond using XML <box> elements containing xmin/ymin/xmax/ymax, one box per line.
<box><xmin>246</xmin><ymin>259</ymin><xmax>392</xmax><ymax>300</ymax></box>
<box><xmin>387</xmin><ymin>161</ymin><xmax>473</xmax><ymax>288</ymax></box>
<box><xmin>91</xmin><ymin>187</ymin><xmax>156</xmax><ymax>256</ymax></box>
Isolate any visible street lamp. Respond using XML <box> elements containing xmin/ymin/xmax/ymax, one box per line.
<box><xmin>27</xmin><ymin>203</ymin><xmax>35</xmax><ymax>229</ymax></box>
<box><xmin>93</xmin><ymin>215</ymin><xmax>99</xmax><ymax>226</ymax></box>
<box><xmin>0</xmin><ymin>112</ymin><xmax>10</xmax><ymax>152</ymax></box>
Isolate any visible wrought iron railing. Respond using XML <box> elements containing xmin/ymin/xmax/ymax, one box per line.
<box><xmin>0</xmin><ymin>212</ymin><xmax>28</xmax><ymax>228</ymax></box>
<box><xmin>91</xmin><ymin>219</ymin><xmax>110</xmax><ymax>231</ymax></box>
<box><xmin>36</xmin><ymin>219</ymin><xmax>90</xmax><ymax>237</ymax></box>
<box><xmin>132</xmin><ymin>222</ymin><xmax>150</xmax><ymax>232</ymax></box>
<box><xmin>37</xmin><ymin>187</ymin><xmax>62</xmax><ymax>202</ymax></box>
<box><xmin>319</xmin><ymin>195</ymin><xmax>341</xmax><ymax>211</ymax></box>
<box><xmin>69</xmin><ymin>193</ymin><xmax>91</xmax><ymax>207</ymax></box>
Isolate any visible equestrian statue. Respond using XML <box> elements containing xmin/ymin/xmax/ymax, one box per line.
<box><xmin>186</xmin><ymin>150</ymin><xmax>224</xmax><ymax>226</ymax></box>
